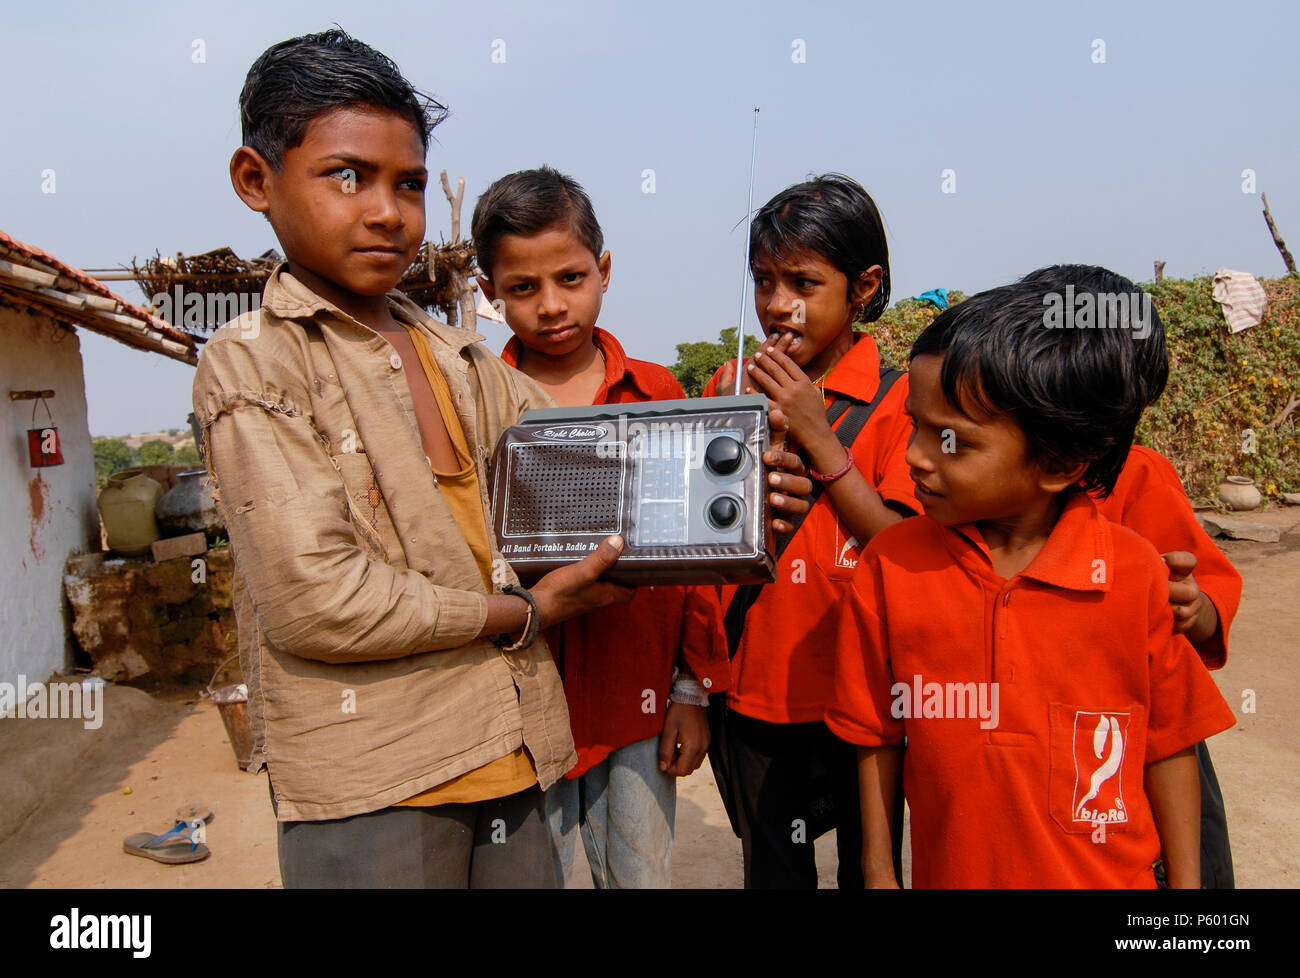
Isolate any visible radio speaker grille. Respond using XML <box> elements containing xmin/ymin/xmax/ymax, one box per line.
<box><xmin>505</xmin><ymin>443</ymin><xmax>622</xmax><ymax>535</ymax></box>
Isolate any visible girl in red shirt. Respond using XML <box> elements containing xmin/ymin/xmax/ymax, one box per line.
<box><xmin>703</xmin><ymin>174</ymin><xmax>915</xmax><ymax>888</ymax></box>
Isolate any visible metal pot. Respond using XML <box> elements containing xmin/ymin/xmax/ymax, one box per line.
<box><xmin>156</xmin><ymin>467</ymin><xmax>223</xmax><ymax>537</ymax></box>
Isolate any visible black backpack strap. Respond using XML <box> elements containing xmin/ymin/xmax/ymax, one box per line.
<box><xmin>722</xmin><ymin>367</ymin><xmax>903</xmax><ymax>657</ymax></box>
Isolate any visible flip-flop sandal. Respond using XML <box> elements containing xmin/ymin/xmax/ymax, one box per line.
<box><xmin>175</xmin><ymin>803</ymin><xmax>214</xmax><ymax>825</ymax></box>
<box><xmin>123</xmin><ymin>820</ymin><xmax>211</xmax><ymax>865</ymax></box>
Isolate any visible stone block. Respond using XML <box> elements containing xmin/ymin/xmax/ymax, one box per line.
<box><xmin>150</xmin><ymin>532</ymin><xmax>207</xmax><ymax>563</ymax></box>
<box><xmin>63</xmin><ymin>547</ymin><xmax>237</xmax><ymax>682</ymax></box>
<box><xmin>1198</xmin><ymin>514</ymin><xmax>1282</xmax><ymax>543</ymax></box>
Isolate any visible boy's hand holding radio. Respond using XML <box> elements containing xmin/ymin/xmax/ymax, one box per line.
<box><xmin>483</xmin><ymin>536</ymin><xmax>635</xmax><ymax>646</ymax></box>
<box><xmin>532</xmin><ymin>535</ymin><xmax>636</xmax><ymax>627</ymax></box>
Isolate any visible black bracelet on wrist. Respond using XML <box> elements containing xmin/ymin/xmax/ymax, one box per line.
<box><xmin>493</xmin><ymin>583</ymin><xmax>540</xmax><ymax>652</ymax></box>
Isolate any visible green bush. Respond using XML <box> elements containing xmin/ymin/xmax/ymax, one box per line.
<box><xmin>1137</xmin><ymin>276</ymin><xmax>1298</xmax><ymax>500</ymax></box>
<box><xmin>670</xmin><ymin>327</ymin><xmax>761</xmax><ymax>397</ymax></box>
<box><xmin>174</xmin><ymin>444</ymin><xmax>201</xmax><ymax>466</ymax></box>
<box><xmin>93</xmin><ymin>437</ymin><xmax>136</xmax><ymax>488</ymax></box>
<box><xmin>138</xmin><ymin>439</ymin><xmax>176</xmax><ymax>466</ymax></box>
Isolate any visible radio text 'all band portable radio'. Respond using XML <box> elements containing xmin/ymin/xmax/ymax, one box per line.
<box><xmin>489</xmin><ymin>394</ymin><xmax>776</xmax><ymax>585</ymax></box>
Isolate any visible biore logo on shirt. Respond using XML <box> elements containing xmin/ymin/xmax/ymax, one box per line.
<box><xmin>1071</xmin><ymin>711</ymin><xmax>1130</xmax><ymax>825</ymax></box>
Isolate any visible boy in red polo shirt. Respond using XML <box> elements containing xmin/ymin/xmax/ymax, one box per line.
<box><xmin>827</xmin><ymin>268</ymin><xmax>1236</xmax><ymax>888</ymax></box>
<box><xmin>1020</xmin><ymin>266</ymin><xmax>1242</xmax><ymax>887</ymax></box>
<box><xmin>474</xmin><ymin>166</ymin><xmax>793</xmax><ymax>887</ymax></box>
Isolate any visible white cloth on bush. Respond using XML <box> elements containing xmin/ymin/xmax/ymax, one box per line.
<box><xmin>1212</xmin><ymin>268</ymin><xmax>1268</xmax><ymax>333</ymax></box>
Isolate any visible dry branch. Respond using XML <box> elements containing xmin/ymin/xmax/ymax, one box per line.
<box><xmin>438</xmin><ymin>170</ymin><xmax>475</xmax><ymax>328</ymax></box>
<box><xmin>1270</xmin><ymin>392</ymin><xmax>1299</xmax><ymax>429</ymax></box>
<box><xmin>1261</xmin><ymin>193</ymin><xmax>1297</xmax><ymax>274</ymax></box>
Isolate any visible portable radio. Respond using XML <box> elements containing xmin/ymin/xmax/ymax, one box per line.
<box><xmin>489</xmin><ymin>394</ymin><xmax>775</xmax><ymax>585</ymax></box>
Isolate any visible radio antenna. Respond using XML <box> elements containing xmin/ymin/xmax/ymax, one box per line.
<box><xmin>733</xmin><ymin>107</ymin><xmax>760</xmax><ymax>396</ymax></box>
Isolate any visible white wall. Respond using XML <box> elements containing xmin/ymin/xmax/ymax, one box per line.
<box><xmin>1</xmin><ymin>306</ymin><xmax>101</xmax><ymax>687</ymax></box>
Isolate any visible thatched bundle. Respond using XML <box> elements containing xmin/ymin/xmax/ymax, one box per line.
<box><xmin>132</xmin><ymin>240</ymin><xmax>478</xmax><ymax>335</ymax></box>
<box><xmin>133</xmin><ymin>247</ymin><xmax>281</xmax><ymax>335</ymax></box>
<box><xmin>400</xmin><ymin>239</ymin><xmax>476</xmax><ymax>322</ymax></box>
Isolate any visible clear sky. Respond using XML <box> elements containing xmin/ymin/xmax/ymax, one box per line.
<box><xmin>3</xmin><ymin>0</ymin><xmax>1296</xmax><ymax>437</ymax></box>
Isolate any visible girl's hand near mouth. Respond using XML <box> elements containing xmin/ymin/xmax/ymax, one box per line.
<box><xmin>746</xmin><ymin>335</ymin><xmax>835</xmax><ymax>462</ymax></box>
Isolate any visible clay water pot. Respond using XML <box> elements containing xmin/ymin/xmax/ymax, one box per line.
<box><xmin>98</xmin><ymin>472</ymin><xmax>163</xmax><ymax>555</ymax></box>
<box><xmin>156</xmin><ymin>467</ymin><xmax>223</xmax><ymax>537</ymax></box>
<box><xmin>1218</xmin><ymin>475</ymin><xmax>1262</xmax><ymax>511</ymax></box>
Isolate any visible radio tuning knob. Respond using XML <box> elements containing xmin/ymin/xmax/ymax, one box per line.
<box><xmin>705</xmin><ymin>436</ymin><xmax>746</xmax><ymax>476</ymax></box>
<box><xmin>707</xmin><ymin>496</ymin><xmax>741</xmax><ymax>529</ymax></box>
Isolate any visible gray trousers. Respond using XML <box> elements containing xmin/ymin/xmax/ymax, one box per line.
<box><xmin>273</xmin><ymin>779</ymin><xmax>559</xmax><ymax>889</ymax></box>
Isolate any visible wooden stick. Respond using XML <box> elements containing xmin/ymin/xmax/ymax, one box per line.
<box><xmin>459</xmin><ymin>276</ymin><xmax>476</xmax><ymax>332</ymax></box>
<box><xmin>81</xmin><ymin>293</ymin><xmax>121</xmax><ymax>312</ymax></box>
<box><xmin>1271</xmin><ymin>392</ymin><xmax>1299</xmax><ymax>429</ymax></box>
<box><xmin>0</xmin><ymin>287</ymin><xmax>197</xmax><ymax>364</ymax></box>
<box><xmin>1198</xmin><ymin>386</ymin><xmax>1242</xmax><ymax>409</ymax></box>
<box><xmin>0</xmin><ymin>258</ymin><xmax>57</xmax><ymax>288</ymax></box>
<box><xmin>1261</xmin><ymin>193</ymin><xmax>1297</xmax><ymax>274</ymax></box>
<box><xmin>35</xmin><ymin>285</ymin><xmax>88</xmax><ymax>311</ymax></box>
<box><xmin>440</xmin><ymin>170</ymin><xmax>465</xmax><ymax>244</ymax></box>
<box><xmin>0</xmin><ymin>250</ymin><xmax>103</xmax><ymax>294</ymax></box>
<box><xmin>90</xmin><ymin>270</ymin><xmax>269</xmax><ymax>282</ymax></box>
<box><xmin>438</xmin><ymin>170</ymin><xmax>474</xmax><ymax>328</ymax></box>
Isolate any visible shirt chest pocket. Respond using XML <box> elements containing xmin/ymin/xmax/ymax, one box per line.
<box><xmin>813</xmin><ymin>500</ymin><xmax>864</xmax><ymax>582</ymax></box>
<box><xmin>1047</xmin><ymin>701</ymin><xmax>1147</xmax><ymax>836</ymax></box>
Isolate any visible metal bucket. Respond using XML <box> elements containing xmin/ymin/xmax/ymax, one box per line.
<box><xmin>208</xmin><ymin>655</ymin><xmax>253</xmax><ymax>769</ymax></box>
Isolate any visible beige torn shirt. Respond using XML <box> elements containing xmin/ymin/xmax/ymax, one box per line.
<box><xmin>191</xmin><ymin>265</ymin><xmax>574</xmax><ymax>822</ymax></box>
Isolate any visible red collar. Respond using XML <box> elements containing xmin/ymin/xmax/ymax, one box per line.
<box><xmin>501</xmin><ymin>326</ymin><xmax>658</xmax><ymax>402</ymax></box>
<box><xmin>943</xmin><ymin>492</ymin><xmax>1116</xmax><ymax>593</ymax></box>
<box><xmin>821</xmin><ymin>332</ymin><xmax>889</xmax><ymax>403</ymax></box>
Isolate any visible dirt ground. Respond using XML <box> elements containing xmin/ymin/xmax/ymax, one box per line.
<box><xmin>2</xmin><ymin>511</ymin><xmax>1297</xmax><ymax>889</ymax></box>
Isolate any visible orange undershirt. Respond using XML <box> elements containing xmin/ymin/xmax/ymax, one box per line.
<box><xmin>390</xmin><ymin>318</ymin><xmax>536</xmax><ymax>806</ymax></box>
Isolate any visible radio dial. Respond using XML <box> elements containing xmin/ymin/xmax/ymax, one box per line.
<box><xmin>707</xmin><ymin>495</ymin><xmax>742</xmax><ymax>529</ymax></box>
<box><xmin>705</xmin><ymin>436</ymin><xmax>746</xmax><ymax>476</ymax></box>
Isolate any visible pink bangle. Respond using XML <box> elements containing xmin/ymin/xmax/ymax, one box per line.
<box><xmin>810</xmin><ymin>445</ymin><xmax>854</xmax><ymax>483</ymax></box>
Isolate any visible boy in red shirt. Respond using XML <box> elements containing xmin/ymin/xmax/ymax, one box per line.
<box><xmin>473</xmin><ymin>167</ymin><xmax>807</xmax><ymax>887</ymax></box>
<box><xmin>827</xmin><ymin>268</ymin><xmax>1236</xmax><ymax>888</ymax></box>
<box><xmin>1021</xmin><ymin>265</ymin><xmax>1243</xmax><ymax>886</ymax></box>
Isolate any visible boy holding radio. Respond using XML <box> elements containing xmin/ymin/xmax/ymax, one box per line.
<box><xmin>194</xmin><ymin>32</ymin><xmax>634</xmax><ymax>888</ymax></box>
<box><xmin>473</xmin><ymin>166</ymin><xmax>811</xmax><ymax>886</ymax></box>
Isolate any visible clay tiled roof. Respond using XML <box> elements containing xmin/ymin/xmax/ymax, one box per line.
<box><xmin>0</xmin><ymin>230</ymin><xmax>197</xmax><ymax>365</ymax></box>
